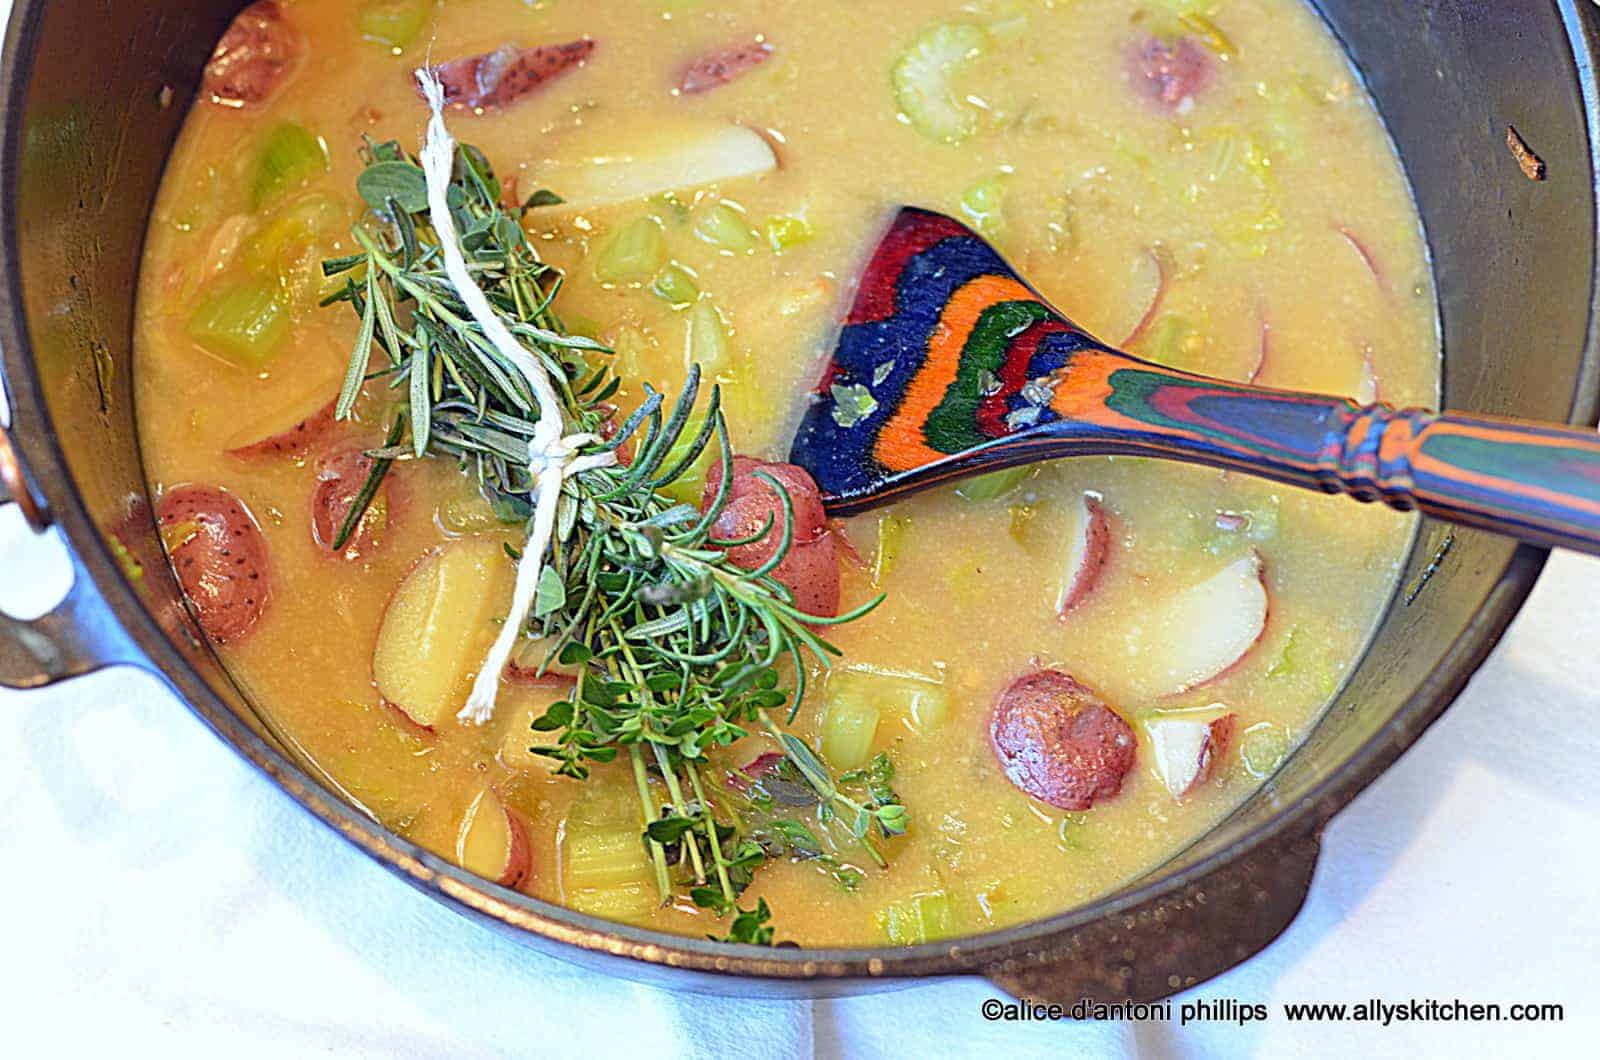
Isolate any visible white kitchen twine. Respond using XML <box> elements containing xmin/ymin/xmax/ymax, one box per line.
<box><xmin>414</xmin><ymin>69</ymin><xmax>615</xmax><ymax>725</ymax></box>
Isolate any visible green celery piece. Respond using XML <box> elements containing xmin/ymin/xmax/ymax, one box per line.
<box><xmin>251</xmin><ymin>123</ymin><xmax>330</xmax><ymax>210</ymax></box>
<box><xmin>892</xmin><ymin>24</ymin><xmax>988</xmax><ymax>144</ymax></box>
<box><xmin>694</xmin><ymin>201</ymin><xmax>759</xmax><ymax>253</ymax></box>
<box><xmin>188</xmin><ymin>278</ymin><xmax>288</xmax><ymax>368</ymax></box>
<box><xmin>651</xmin><ymin>262</ymin><xmax>700</xmax><ymax>307</ymax></box>
<box><xmin>956</xmin><ymin>466</ymin><xmax>1032</xmax><ymax>501</ymax></box>
<box><xmin>765</xmin><ymin>215</ymin><xmax>815</xmax><ymax>253</ymax></box>
<box><xmin>358</xmin><ymin>0</ymin><xmax>435</xmax><ymax>51</ymax></box>
<box><xmin>878</xmin><ymin>891</ymin><xmax>955</xmax><ymax>945</ymax></box>
<box><xmin>594</xmin><ymin>216</ymin><xmax>667</xmax><ymax>285</ymax></box>
<box><xmin>820</xmin><ymin>694</ymin><xmax>880</xmax><ymax>771</ymax></box>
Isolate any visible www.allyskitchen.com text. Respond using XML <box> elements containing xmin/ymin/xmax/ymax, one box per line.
<box><xmin>979</xmin><ymin>995</ymin><xmax>1565</xmax><ymax>1027</ymax></box>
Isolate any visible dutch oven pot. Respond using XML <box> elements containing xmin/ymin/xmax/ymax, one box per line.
<box><xmin>3</xmin><ymin>0</ymin><xmax>1598</xmax><ymax>1002</ymax></box>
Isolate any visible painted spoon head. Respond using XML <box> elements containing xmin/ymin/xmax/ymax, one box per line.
<box><xmin>789</xmin><ymin>207</ymin><xmax>1150</xmax><ymax>514</ymax></box>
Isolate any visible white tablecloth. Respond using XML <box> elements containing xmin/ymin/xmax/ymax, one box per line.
<box><xmin>5</xmin><ymin>1</ymin><xmax>1599</xmax><ymax>1050</ymax></box>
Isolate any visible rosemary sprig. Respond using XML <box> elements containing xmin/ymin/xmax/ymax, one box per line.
<box><xmin>322</xmin><ymin>137</ymin><xmax>905</xmax><ymax>933</ymax></box>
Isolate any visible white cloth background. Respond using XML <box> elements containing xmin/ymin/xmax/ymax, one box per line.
<box><xmin>5</xmin><ymin>1</ymin><xmax>1600</xmax><ymax>1052</ymax></box>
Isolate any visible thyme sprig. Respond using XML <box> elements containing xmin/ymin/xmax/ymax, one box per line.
<box><xmin>321</xmin><ymin>137</ymin><xmax>905</xmax><ymax>931</ymax></box>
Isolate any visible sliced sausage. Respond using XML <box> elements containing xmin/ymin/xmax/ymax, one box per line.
<box><xmin>203</xmin><ymin>1</ymin><xmax>298</xmax><ymax>108</ymax></box>
<box><xmin>990</xmin><ymin>670</ymin><xmax>1136</xmax><ymax>810</ymax></box>
<box><xmin>679</xmin><ymin>41</ymin><xmax>774</xmax><ymax>94</ymax></box>
<box><xmin>702</xmin><ymin>456</ymin><xmax>839</xmax><ymax>617</ymax></box>
<box><xmin>156</xmin><ymin>486</ymin><xmax>271</xmax><ymax>644</ymax></box>
<box><xmin>310</xmin><ymin>447</ymin><xmax>391</xmax><ymax>560</ymax></box>
<box><xmin>427</xmin><ymin>40</ymin><xmax>596</xmax><ymax>111</ymax></box>
<box><xmin>1126</xmin><ymin>36</ymin><xmax>1212</xmax><ymax>113</ymax></box>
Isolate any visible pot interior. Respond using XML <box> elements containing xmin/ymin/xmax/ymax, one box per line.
<box><xmin>2</xmin><ymin>0</ymin><xmax>1595</xmax><ymax>965</ymax></box>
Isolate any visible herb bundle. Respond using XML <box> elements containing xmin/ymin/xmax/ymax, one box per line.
<box><xmin>320</xmin><ymin>137</ymin><xmax>906</xmax><ymax>931</ymax></box>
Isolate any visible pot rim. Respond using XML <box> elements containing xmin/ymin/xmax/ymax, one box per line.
<box><xmin>0</xmin><ymin>0</ymin><xmax>1595</xmax><ymax>984</ymax></box>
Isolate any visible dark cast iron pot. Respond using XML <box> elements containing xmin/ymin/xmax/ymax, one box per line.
<box><xmin>2</xmin><ymin>0</ymin><xmax>1598</xmax><ymax>1002</ymax></box>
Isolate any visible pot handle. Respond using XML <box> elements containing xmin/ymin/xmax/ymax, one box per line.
<box><xmin>1</xmin><ymin>423</ymin><xmax>130</xmax><ymax>688</ymax></box>
<box><xmin>983</xmin><ymin>825</ymin><xmax>1322</xmax><ymax>1004</ymax></box>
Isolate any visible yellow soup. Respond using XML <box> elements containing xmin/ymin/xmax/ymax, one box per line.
<box><xmin>134</xmin><ymin>0</ymin><xmax>1438</xmax><ymax>946</ymax></box>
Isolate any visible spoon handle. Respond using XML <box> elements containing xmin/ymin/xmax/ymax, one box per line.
<box><xmin>1014</xmin><ymin>352</ymin><xmax>1600</xmax><ymax>555</ymax></box>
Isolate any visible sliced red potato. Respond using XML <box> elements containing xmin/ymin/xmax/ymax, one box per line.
<box><xmin>1127</xmin><ymin>550</ymin><xmax>1269</xmax><ymax>694</ymax></box>
<box><xmin>1337</xmin><ymin>225</ymin><xmax>1387</xmax><ymax>291</ymax></box>
<box><xmin>1249</xmin><ymin>313</ymin><xmax>1271</xmax><ymax>385</ymax></box>
<box><xmin>679</xmin><ymin>40</ymin><xmax>774</xmax><ymax>94</ymax></box>
<box><xmin>455</xmin><ymin>787</ymin><xmax>533</xmax><ymax>888</ymax></box>
<box><xmin>156</xmin><ymin>485</ymin><xmax>272</xmax><ymax>644</ymax></box>
<box><xmin>1143</xmin><ymin>704</ymin><xmax>1237</xmax><ymax>799</ymax></box>
<box><xmin>530</xmin><ymin>123</ymin><xmax>777</xmax><ymax>211</ymax></box>
<box><xmin>310</xmin><ymin>447</ymin><xmax>392</xmax><ymax>560</ymax></box>
<box><xmin>1119</xmin><ymin>250</ymin><xmax>1168</xmax><ymax>347</ymax></box>
<box><xmin>990</xmin><ymin>669</ymin><xmax>1137</xmax><ymax>811</ymax></box>
<box><xmin>428</xmin><ymin>39</ymin><xmax>595</xmax><ymax>111</ymax></box>
<box><xmin>224</xmin><ymin>385</ymin><xmax>336</xmax><ymax>457</ymax></box>
<box><xmin>506</xmin><ymin>634</ymin><xmax>583</xmax><ymax>686</ymax></box>
<box><xmin>1056</xmin><ymin>493</ymin><xmax>1111</xmax><ymax>616</ymax></box>
<box><xmin>203</xmin><ymin>0</ymin><xmax>298</xmax><ymax>108</ymax></box>
<box><xmin>498</xmin><ymin>686</ymin><xmax>572</xmax><ymax>773</ymax></box>
<box><xmin>1126</xmin><ymin>35</ymin><xmax>1213</xmax><ymax>114</ymax></box>
<box><xmin>373</xmin><ymin>538</ymin><xmax>514</xmax><ymax>728</ymax></box>
<box><xmin>1069</xmin><ymin>246</ymin><xmax>1163</xmax><ymax>347</ymax></box>
<box><xmin>703</xmin><ymin>456</ymin><xmax>840</xmax><ymax>617</ymax></box>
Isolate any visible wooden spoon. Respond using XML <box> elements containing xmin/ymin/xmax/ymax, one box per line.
<box><xmin>788</xmin><ymin>208</ymin><xmax>1600</xmax><ymax>555</ymax></box>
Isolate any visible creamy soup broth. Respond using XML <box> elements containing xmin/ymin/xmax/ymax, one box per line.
<box><xmin>135</xmin><ymin>0</ymin><xmax>1438</xmax><ymax>945</ymax></box>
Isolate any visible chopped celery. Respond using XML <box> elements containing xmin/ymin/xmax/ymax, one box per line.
<box><xmin>958</xmin><ymin>175</ymin><xmax>1007</xmax><ymax>238</ymax></box>
<box><xmin>1267</xmin><ymin>627</ymin><xmax>1303</xmax><ymax>679</ymax></box>
<box><xmin>251</xmin><ymin>123</ymin><xmax>329</xmax><ymax>210</ymax></box>
<box><xmin>563</xmin><ymin>828</ymin><xmax>657</xmax><ymax>918</ymax></box>
<box><xmin>650</xmin><ymin>262</ymin><xmax>700</xmax><ymax>307</ymax></box>
<box><xmin>1180</xmin><ymin>12</ymin><xmax>1237</xmax><ymax>59</ymax></box>
<box><xmin>655</xmin><ymin>410</ymin><xmax>714</xmax><ymax>506</ymax></box>
<box><xmin>562</xmin><ymin>792</ymin><xmax>657</xmax><ymax>919</ymax></box>
<box><xmin>764</xmin><ymin>214</ymin><xmax>814</xmax><ymax>253</ymax></box>
<box><xmin>684</xmin><ymin>300</ymin><xmax>731</xmax><ymax>373</ymax></box>
<box><xmin>187</xmin><ymin>278</ymin><xmax>288</xmax><ymax>368</ymax></box>
<box><xmin>358</xmin><ymin>0</ymin><xmax>435</xmax><ymax>51</ymax></box>
<box><xmin>955</xmin><ymin>465</ymin><xmax>1031</xmax><ymax>502</ymax></box>
<box><xmin>892</xmin><ymin>23</ymin><xmax>988</xmax><ymax>144</ymax></box>
<box><xmin>821</xmin><ymin>695</ymin><xmax>881</xmax><ymax>771</ymax></box>
<box><xmin>1137</xmin><ymin>314</ymin><xmax>1202</xmax><ymax>368</ymax></box>
<box><xmin>1240</xmin><ymin>723</ymin><xmax>1289</xmax><ymax>778</ymax></box>
<box><xmin>593</xmin><ymin>216</ymin><xmax>666</xmax><ymax>286</ymax></box>
<box><xmin>878</xmin><ymin>890</ymin><xmax>955</xmax><ymax>945</ymax></box>
<box><xmin>828</xmin><ymin>664</ymin><xmax>950</xmax><ymax>735</ymax></box>
<box><xmin>872</xmin><ymin>512</ymin><xmax>908</xmax><ymax>588</ymax></box>
<box><xmin>242</xmin><ymin>193</ymin><xmax>349</xmax><ymax>305</ymax></box>
<box><xmin>693</xmin><ymin>200</ymin><xmax>759</xmax><ymax>253</ymax></box>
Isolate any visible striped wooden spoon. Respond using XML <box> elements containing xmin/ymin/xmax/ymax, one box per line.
<box><xmin>788</xmin><ymin>207</ymin><xmax>1600</xmax><ymax>555</ymax></box>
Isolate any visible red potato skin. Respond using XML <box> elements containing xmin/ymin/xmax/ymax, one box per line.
<box><xmin>1175</xmin><ymin>555</ymin><xmax>1272</xmax><ymax>695</ymax></box>
<box><xmin>1190</xmin><ymin>713</ymin><xmax>1237</xmax><ymax>795</ymax></box>
<box><xmin>701</xmin><ymin>457</ymin><xmax>840</xmax><ymax>617</ymax></box>
<box><xmin>225</xmin><ymin>400</ymin><xmax>335</xmax><ymax>458</ymax></box>
<box><xmin>678</xmin><ymin>41</ymin><xmax>774</xmax><ymax>94</ymax></box>
<box><xmin>1126</xmin><ymin>36</ymin><xmax>1213</xmax><ymax>112</ymax></box>
<box><xmin>990</xmin><ymin>670</ymin><xmax>1137</xmax><ymax>811</ymax></box>
<box><xmin>1120</xmin><ymin>250</ymin><xmax>1169</xmax><ymax>348</ymax></box>
<box><xmin>503</xmin><ymin>664</ymin><xmax>578</xmax><ymax>690</ymax></box>
<box><xmin>1058</xmin><ymin>497</ymin><xmax>1111</xmax><ymax>617</ymax></box>
<box><xmin>726</xmin><ymin>750</ymin><xmax>786</xmax><ymax>793</ymax></box>
<box><xmin>428</xmin><ymin>40</ymin><xmax>596</xmax><ymax>111</ymax></box>
<box><xmin>156</xmin><ymin>486</ymin><xmax>271</xmax><ymax>644</ymax></box>
<box><xmin>498</xmin><ymin>802</ymin><xmax>534</xmax><ymax>889</ymax></box>
<box><xmin>310</xmin><ymin>447</ymin><xmax>395</xmax><ymax>560</ymax></box>
<box><xmin>203</xmin><ymin>1</ymin><xmax>297</xmax><ymax>108</ymax></box>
